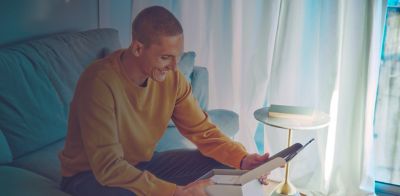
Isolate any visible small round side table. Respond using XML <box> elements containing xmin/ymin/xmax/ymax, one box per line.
<box><xmin>254</xmin><ymin>107</ymin><xmax>330</xmax><ymax>196</ymax></box>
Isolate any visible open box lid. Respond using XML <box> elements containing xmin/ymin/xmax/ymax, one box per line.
<box><xmin>208</xmin><ymin>157</ymin><xmax>286</xmax><ymax>185</ymax></box>
<box><xmin>238</xmin><ymin>157</ymin><xmax>285</xmax><ymax>185</ymax></box>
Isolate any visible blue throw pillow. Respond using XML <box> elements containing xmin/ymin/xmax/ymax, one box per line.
<box><xmin>178</xmin><ymin>51</ymin><xmax>195</xmax><ymax>82</ymax></box>
<box><xmin>168</xmin><ymin>51</ymin><xmax>196</xmax><ymax>127</ymax></box>
<box><xmin>0</xmin><ymin>130</ymin><xmax>13</xmax><ymax>164</ymax></box>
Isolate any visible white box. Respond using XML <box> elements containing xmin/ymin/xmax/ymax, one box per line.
<box><xmin>198</xmin><ymin>157</ymin><xmax>286</xmax><ymax>196</ymax></box>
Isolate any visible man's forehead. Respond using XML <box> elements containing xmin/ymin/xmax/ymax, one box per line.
<box><xmin>150</xmin><ymin>35</ymin><xmax>183</xmax><ymax>53</ymax></box>
<box><xmin>154</xmin><ymin>34</ymin><xmax>183</xmax><ymax>44</ymax></box>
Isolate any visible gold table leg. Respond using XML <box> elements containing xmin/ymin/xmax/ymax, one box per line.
<box><xmin>273</xmin><ymin>129</ymin><xmax>300</xmax><ymax>196</ymax></box>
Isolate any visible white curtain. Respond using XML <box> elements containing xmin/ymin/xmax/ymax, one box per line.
<box><xmin>265</xmin><ymin>0</ymin><xmax>385</xmax><ymax>195</ymax></box>
<box><xmin>131</xmin><ymin>0</ymin><xmax>385</xmax><ymax>194</ymax></box>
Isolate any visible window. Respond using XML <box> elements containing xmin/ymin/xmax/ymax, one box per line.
<box><xmin>374</xmin><ymin>0</ymin><xmax>400</xmax><ymax>194</ymax></box>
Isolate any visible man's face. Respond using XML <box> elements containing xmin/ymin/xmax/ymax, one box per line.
<box><xmin>138</xmin><ymin>34</ymin><xmax>184</xmax><ymax>82</ymax></box>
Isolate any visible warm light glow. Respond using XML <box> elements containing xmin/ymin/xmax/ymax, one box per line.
<box><xmin>325</xmin><ymin>89</ymin><xmax>338</xmax><ymax>187</ymax></box>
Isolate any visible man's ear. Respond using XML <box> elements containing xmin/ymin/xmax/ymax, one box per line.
<box><xmin>131</xmin><ymin>40</ymin><xmax>144</xmax><ymax>57</ymax></box>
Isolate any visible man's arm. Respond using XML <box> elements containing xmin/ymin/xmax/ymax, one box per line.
<box><xmin>171</xmin><ymin>72</ymin><xmax>248</xmax><ymax>169</ymax></box>
<box><xmin>75</xmin><ymin>76</ymin><xmax>176</xmax><ymax>196</ymax></box>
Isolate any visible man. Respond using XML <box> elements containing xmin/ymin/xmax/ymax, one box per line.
<box><xmin>59</xmin><ymin>6</ymin><xmax>270</xmax><ymax>196</ymax></box>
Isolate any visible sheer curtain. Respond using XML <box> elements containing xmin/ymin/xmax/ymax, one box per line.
<box><xmin>265</xmin><ymin>0</ymin><xmax>385</xmax><ymax>195</ymax></box>
<box><xmin>131</xmin><ymin>0</ymin><xmax>385</xmax><ymax>194</ymax></box>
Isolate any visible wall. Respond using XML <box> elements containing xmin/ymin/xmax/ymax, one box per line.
<box><xmin>0</xmin><ymin>0</ymin><xmax>99</xmax><ymax>46</ymax></box>
<box><xmin>99</xmin><ymin>0</ymin><xmax>132</xmax><ymax>48</ymax></box>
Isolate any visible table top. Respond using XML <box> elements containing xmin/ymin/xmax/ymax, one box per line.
<box><xmin>254</xmin><ymin>107</ymin><xmax>330</xmax><ymax>130</ymax></box>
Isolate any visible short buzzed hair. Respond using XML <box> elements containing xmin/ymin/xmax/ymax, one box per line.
<box><xmin>132</xmin><ymin>6</ymin><xmax>183</xmax><ymax>47</ymax></box>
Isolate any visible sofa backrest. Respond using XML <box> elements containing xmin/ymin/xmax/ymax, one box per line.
<box><xmin>0</xmin><ymin>28</ymin><xmax>121</xmax><ymax>160</ymax></box>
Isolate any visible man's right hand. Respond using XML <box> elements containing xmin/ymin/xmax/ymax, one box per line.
<box><xmin>174</xmin><ymin>179</ymin><xmax>213</xmax><ymax>196</ymax></box>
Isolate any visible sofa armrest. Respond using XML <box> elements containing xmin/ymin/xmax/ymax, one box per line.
<box><xmin>207</xmin><ymin>109</ymin><xmax>239</xmax><ymax>138</ymax></box>
<box><xmin>191</xmin><ymin>66</ymin><xmax>209</xmax><ymax>111</ymax></box>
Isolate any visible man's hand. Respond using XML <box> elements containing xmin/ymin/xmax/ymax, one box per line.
<box><xmin>240</xmin><ymin>153</ymin><xmax>269</xmax><ymax>170</ymax></box>
<box><xmin>174</xmin><ymin>179</ymin><xmax>213</xmax><ymax>196</ymax></box>
<box><xmin>241</xmin><ymin>153</ymin><xmax>270</xmax><ymax>185</ymax></box>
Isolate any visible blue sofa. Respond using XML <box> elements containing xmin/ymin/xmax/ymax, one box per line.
<box><xmin>0</xmin><ymin>28</ymin><xmax>239</xmax><ymax>195</ymax></box>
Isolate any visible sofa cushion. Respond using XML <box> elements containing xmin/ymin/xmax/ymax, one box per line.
<box><xmin>0</xmin><ymin>28</ymin><xmax>121</xmax><ymax>158</ymax></box>
<box><xmin>0</xmin><ymin>166</ymin><xmax>69</xmax><ymax>196</ymax></box>
<box><xmin>191</xmin><ymin>66</ymin><xmax>209</xmax><ymax>110</ymax></box>
<box><xmin>156</xmin><ymin>127</ymin><xmax>197</xmax><ymax>152</ymax></box>
<box><xmin>207</xmin><ymin>109</ymin><xmax>239</xmax><ymax>137</ymax></box>
<box><xmin>157</xmin><ymin>109</ymin><xmax>239</xmax><ymax>152</ymax></box>
<box><xmin>11</xmin><ymin>139</ymin><xmax>65</xmax><ymax>183</ymax></box>
<box><xmin>23</xmin><ymin>28</ymin><xmax>121</xmax><ymax>109</ymax></box>
<box><xmin>0</xmin><ymin>129</ymin><xmax>12</xmax><ymax>164</ymax></box>
<box><xmin>0</xmin><ymin>48</ymin><xmax>68</xmax><ymax>158</ymax></box>
<box><xmin>168</xmin><ymin>51</ymin><xmax>196</xmax><ymax>127</ymax></box>
<box><xmin>178</xmin><ymin>51</ymin><xmax>195</xmax><ymax>82</ymax></box>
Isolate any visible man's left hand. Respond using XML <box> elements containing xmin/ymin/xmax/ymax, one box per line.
<box><xmin>240</xmin><ymin>153</ymin><xmax>269</xmax><ymax>170</ymax></box>
<box><xmin>240</xmin><ymin>153</ymin><xmax>270</xmax><ymax>185</ymax></box>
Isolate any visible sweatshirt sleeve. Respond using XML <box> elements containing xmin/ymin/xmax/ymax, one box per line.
<box><xmin>172</xmin><ymin>72</ymin><xmax>248</xmax><ymax>169</ymax></box>
<box><xmin>75</xmin><ymin>75</ymin><xmax>176</xmax><ymax>196</ymax></box>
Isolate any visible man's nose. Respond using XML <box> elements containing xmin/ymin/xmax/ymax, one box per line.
<box><xmin>170</xmin><ymin>58</ymin><xmax>179</xmax><ymax>71</ymax></box>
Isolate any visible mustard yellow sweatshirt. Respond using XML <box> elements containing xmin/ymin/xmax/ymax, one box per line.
<box><xmin>59</xmin><ymin>50</ymin><xmax>248</xmax><ymax>196</ymax></box>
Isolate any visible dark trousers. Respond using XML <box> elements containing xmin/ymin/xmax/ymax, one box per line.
<box><xmin>60</xmin><ymin>149</ymin><xmax>231</xmax><ymax>196</ymax></box>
